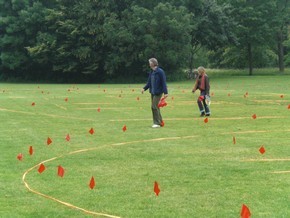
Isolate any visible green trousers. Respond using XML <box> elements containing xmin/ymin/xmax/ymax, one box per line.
<box><xmin>151</xmin><ymin>94</ymin><xmax>162</xmax><ymax>125</ymax></box>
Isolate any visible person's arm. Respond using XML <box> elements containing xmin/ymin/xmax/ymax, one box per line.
<box><xmin>192</xmin><ymin>78</ymin><xmax>198</xmax><ymax>93</ymax></box>
<box><xmin>205</xmin><ymin>76</ymin><xmax>210</xmax><ymax>96</ymax></box>
<box><xmin>141</xmin><ymin>73</ymin><xmax>151</xmax><ymax>94</ymax></box>
<box><xmin>160</xmin><ymin>69</ymin><xmax>168</xmax><ymax>98</ymax></box>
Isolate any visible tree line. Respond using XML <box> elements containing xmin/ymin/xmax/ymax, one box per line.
<box><xmin>0</xmin><ymin>0</ymin><xmax>289</xmax><ymax>83</ymax></box>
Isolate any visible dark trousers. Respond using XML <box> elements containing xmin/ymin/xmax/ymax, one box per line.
<box><xmin>151</xmin><ymin>94</ymin><xmax>162</xmax><ymax>125</ymax></box>
<box><xmin>197</xmin><ymin>91</ymin><xmax>210</xmax><ymax>115</ymax></box>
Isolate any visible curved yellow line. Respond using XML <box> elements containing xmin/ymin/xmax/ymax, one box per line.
<box><xmin>22</xmin><ymin>136</ymin><xmax>196</xmax><ymax>217</ymax></box>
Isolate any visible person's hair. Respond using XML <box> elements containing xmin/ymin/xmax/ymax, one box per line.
<box><xmin>149</xmin><ymin>58</ymin><xmax>158</xmax><ymax>66</ymax></box>
<box><xmin>197</xmin><ymin>66</ymin><xmax>205</xmax><ymax>73</ymax></box>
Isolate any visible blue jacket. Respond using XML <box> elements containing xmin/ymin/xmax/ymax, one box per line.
<box><xmin>143</xmin><ymin>67</ymin><xmax>168</xmax><ymax>95</ymax></box>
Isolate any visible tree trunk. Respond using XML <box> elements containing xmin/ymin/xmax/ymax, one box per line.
<box><xmin>277</xmin><ymin>30</ymin><xmax>285</xmax><ymax>72</ymax></box>
<box><xmin>247</xmin><ymin>42</ymin><xmax>253</xmax><ymax>76</ymax></box>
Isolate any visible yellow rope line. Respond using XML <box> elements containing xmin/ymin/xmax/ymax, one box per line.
<box><xmin>22</xmin><ymin>136</ymin><xmax>196</xmax><ymax>217</ymax></box>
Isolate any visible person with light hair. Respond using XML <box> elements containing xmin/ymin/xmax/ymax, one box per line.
<box><xmin>192</xmin><ymin>66</ymin><xmax>211</xmax><ymax>116</ymax></box>
<box><xmin>141</xmin><ymin>58</ymin><xmax>168</xmax><ymax>128</ymax></box>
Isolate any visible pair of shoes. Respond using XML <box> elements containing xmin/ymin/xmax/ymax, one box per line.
<box><xmin>200</xmin><ymin>113</ymin><xmax>205</xmax><ymax>117</ymax></box>
<box><xmin>152</xmin><ymin>124</ymin><xmax>161</xmax><ymax>128</ymax></box>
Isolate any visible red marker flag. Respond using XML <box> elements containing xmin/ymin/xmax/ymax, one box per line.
<box><xmin>252</xmin><ymin>114</ymin><xmax>257</xmax><ymax>119</ymax></box>
<box><xmin>31</xmin><ymin>102</ymin><xmax>35</xmax><ymax>106</ymax></box>
<box><xmin>89</xmin><ymin>176</ymin><xmax>95</xmax><ymax>189</ymax></box>
<box><xmin>160</xmin><ymin>120</ymin><xmax>165</xmax><ymax>127</ymax></box>
<box><xmin>198</xmin><ymin>96</ymin><xmax>204</xmax><ymax>101</ymax></box>
<box><xmin>47</xmin><ymin>137</ymin><xmax>52</xmax><ymax>145</ymax></box>
<box><xmin>158</xmin><ymin>97</ymin><xmax>167</xmax><ymax>108</ymax></box>
<box><xmin>204</xmin><ymin>117</ymin><xmax>209</xmax><ymax>123</ymax></box>
<box><xmin>122</xmin><ymin>125</ymin><xmax>127</xmax><ymax>132</ymax></box>
<box><xmin>65</xmin><ymin>134</ymin><xmax>70</xmax><ymax>142</ymax></box>
<box><xmin>58</xmin><ymin>165</ymin><xmax>65</xmax><ymax>177</ymax></box>
<box><xmin>29</xmin><ymin>146</ymin><xmax>33</xmax><ymax>155</ymax></box>
<box><xmin>154</xmin><ymin>181</ymin><xmax>160</xmax><ymax>196</ymax></box>
<box><xmin>233</xmin><ymin>136</ymin><xmax>236</xmax><ymax>145</ymax></box>
<box><xmin>17</xmin><ymin>153</ymin><xmax>23</xmax><ymax>161</ymax></box>
<box><xmin>241</xmin><ymin>204</ymin><xmax>251</xmax><ymax>218</ymax></box>
<box><xmin>288</xmin><ymin>104</ymin><xmax>290</xmax><ymax>109</ymax></box>
<box><xmin>64</xmin><ymin>97</ymin><xmax>68</xmax><ymax>102</ymax></box>
<box><xmin>38</xmin><ymin>163</ymin><xmax>46</xmax><ymax>174</ymax></box>
<box><xmin>136</xmin><ymin>97</ymin><xmax>140</xmax><ymax>101</ymax></box>
<box><xmin>259</xmin><ymin>146</ymin><xmax>266</xmax><ymax>154</ymax></box>
<box><xmin>89</xmin><ymin>128</ymin><xmax>94</xmax><ymax>135</ymax></box>
<box><xmin>97</xmin><ymin>107</ymin><xmax>101</xmax><ymax>112</ymax></box>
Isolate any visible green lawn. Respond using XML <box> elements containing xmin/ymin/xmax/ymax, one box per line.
<box><xmin>1</xmin><ymin>73</ymin><xmax>290</xmax><ymax>217</ymax></box>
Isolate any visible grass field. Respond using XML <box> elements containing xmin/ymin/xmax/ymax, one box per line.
<box><xmin>1</xmin><ymin>71</ymin><xmax>290</xmax><ymax>217</ymax></box>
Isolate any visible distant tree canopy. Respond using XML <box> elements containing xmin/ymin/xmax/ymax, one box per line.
<box><xmin>0</xmin><ymin>0</ymin><xmax>289</xmax><ymax>82</ymax></box>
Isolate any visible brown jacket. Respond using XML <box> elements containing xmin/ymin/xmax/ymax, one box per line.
<box><xmin>192</xmin><ymin>74</ymin><xmax>210</xmax><ymax>95</ymax></box>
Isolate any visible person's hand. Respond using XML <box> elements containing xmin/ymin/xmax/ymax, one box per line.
<box><xmin>141</xmin><ymin>88</ymin><xmax>144</xmax><ymax>94</ymax></box>
<box><xmin>164</xmin><ymin>94</ymin><xmax>168</xmax><ymax>99</ymax></box>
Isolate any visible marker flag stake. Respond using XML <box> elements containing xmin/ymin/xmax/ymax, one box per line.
<box><xmin>241</xmin><ymin>204</ymin><xmax>251</xmax><ymax>218</ymax></box>
<box><xmin>89</xmin><ymin>128</ymin><xmax>94</xmax><ymax>135</ymax></box>
<box><xmin>154</xmin><ymin>181</ymin><xmax>160</xmax><ymax>196</ymax></box>
<box><xmin>58</xmin><ymin>165</ymin><xmax>65</xmax><ymax>177</ymax></box>
<box><xmin>89</xmin><ymin>176</ymin><xmax>95</xmax><ymax>189</ymax></box>
<box><xmin>38</xmin><ymin>164</ymin><xmax>46</xmax><ymax>174</ymax></box>
<box><xmin>29</xmin><ymin>146</ymin><xmax>33</xmax><ymax>155</ymax></box>
<box><xmin>17</xmin><ymin>153</ymin><xmax>23</xmax><ymax>161</ymax></box>
<box><xmin>47</xmin><ymin>137</ymin><xmax>52</xmax><ymax>145</ymax></box>
<box><xmin>259</xmin><ymin>146</ymin><xmax>266</xmax><ymax>154</ymax></box>
<box><xmin>66</xmin><ymin>134</ymin><xmax>70</xmax><ymax>142</ymax></box>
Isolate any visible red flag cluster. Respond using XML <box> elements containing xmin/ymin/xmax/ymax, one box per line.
<box><xmin>158</xmin><ymin>97</ymin><xmax>167</xmax><ymax>108</ymax></box>
<box><xmin>198</xmin><ymin>96</ymin><xmax>204</xmax><ymax>101</ymax></box>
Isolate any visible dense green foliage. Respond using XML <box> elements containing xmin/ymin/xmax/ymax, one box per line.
<box><xmin>0</xmin><ymin>0</ymin><xmax>289</xmax><ymax>82</ymax></box>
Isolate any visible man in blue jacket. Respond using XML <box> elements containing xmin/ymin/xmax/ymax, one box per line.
<box><xmin>141</xmin><ymin>58</ymin><xmax>168</xmax><ymax>128</ymax></box>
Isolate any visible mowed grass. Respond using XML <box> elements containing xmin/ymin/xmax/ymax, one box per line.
<box><xmin>1</xmin><ymin>73</ymin><xmax>290</xmax><ymax>217</ymax></box>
